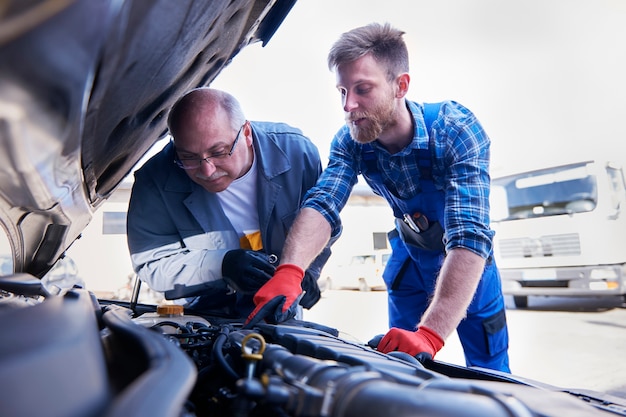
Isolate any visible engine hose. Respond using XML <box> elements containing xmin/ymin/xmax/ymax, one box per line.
<box><xmin>259</xmin><ymin>343</ymin><xmax>527</xmax><ymax>417</ymax></box>
<box><xmin>212</xmin><ymin>325</ymin><xmax>239</xmax><ymax>382</ymax></box>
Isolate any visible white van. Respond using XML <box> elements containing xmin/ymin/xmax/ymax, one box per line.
<box><xmin>320</xmin><ymin>250</ymin><xmax>390</xmax><ymax>292</ymax></box>
<box><xmin>490</xmin><ymin>160</ymin><xmax>626</xmax><ymax>308</ymax></box>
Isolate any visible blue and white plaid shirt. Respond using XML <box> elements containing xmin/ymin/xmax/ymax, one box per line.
<box><xmin>303</xmin><ymin>100</ymin><xmax>495</xmax><ymax>259</ymax></box>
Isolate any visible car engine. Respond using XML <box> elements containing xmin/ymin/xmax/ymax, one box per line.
<box><xmin>1</xmin><ymin>280</ymin><xmax>623</xmax><ymax>417</ymax></box>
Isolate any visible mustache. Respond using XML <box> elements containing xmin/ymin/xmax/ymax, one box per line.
<box><xmin>346</xmin><ymin>112</ymin><xmax>367</xmax><ymax>122</ymax></box>
<box><xmin>194</xmin><ymin>171</ymin><xmax>225</xmax><ymax>181</ymax></box>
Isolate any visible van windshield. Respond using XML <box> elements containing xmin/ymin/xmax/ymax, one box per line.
<box><xmin>491</xmin><ymin>162</ymin><xmax>597</xmax><ymax>221</ymax></box>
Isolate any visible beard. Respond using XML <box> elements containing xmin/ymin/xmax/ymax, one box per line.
<box><xmin>347</xmin><ymin>96</ymin><xmax>396</xmax><ymax>144</ymax></box>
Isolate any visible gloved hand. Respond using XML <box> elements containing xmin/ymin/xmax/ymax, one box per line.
<box><xmin>245</xmin><ymin>264</ymin><xmax>304</xmax><ymax>327</ymax></box>
<box><xmin>222</xmin><ymin>249</ymin><xmax>276</xmax><ymax>294</ymax></box>
<box><xmin>299</xmin><ymin>270</ymin><xmax>321</xmax><ymax>309</ymax></box>
<box><xmin>376</xmin><ymin>326</ymin><xmax>444</xmax><ymax>360</ymax></box>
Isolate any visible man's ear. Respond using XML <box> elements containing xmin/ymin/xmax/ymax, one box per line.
<box><xmin>396</xmin><ymin>73</ymin><xmax>410</xmax><ymax>98</ymax></box>
<box><xmin>243</xmin><ymin>121</ymin><xmax>253</xmax><ymax>145</ymax></box>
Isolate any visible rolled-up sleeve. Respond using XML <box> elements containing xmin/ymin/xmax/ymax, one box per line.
<box><xmin>302</xmin><ymin>128</ymin><xmax>359</xmax><ymax>238</ymax></box>
<box><xmin>439</xmin><ymin>103</ymin><xmax>494</xmax><ymax>259</ymax></box>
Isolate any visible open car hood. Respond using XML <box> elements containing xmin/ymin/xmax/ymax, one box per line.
<box><xmin>0</xmin><ymin>0</ymin><xmax>295</xmax><ymax>277</ymax></box>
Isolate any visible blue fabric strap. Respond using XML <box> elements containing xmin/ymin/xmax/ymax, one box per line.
<box><xmin>416</xmin><ymin>102</ymin><xmax>441</xmax><ymax>179</ymax></box>
<box><xmin>422</xmin><ymin>102</ymin><xmax>440</xmax><ymax>132</ymax></box>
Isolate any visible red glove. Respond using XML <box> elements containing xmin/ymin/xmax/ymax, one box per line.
<box><xmin>377</xmin><ymin>326</ymin><xmax>444</xmax><ymax>359</ymax></box>
<box><xmin>245</xmin><ymin>264</ymin><xmax>304</xmax><ymax>327</ymax></box>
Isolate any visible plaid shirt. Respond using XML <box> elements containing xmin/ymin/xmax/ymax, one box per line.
<box><xmin>303</xmin><ymin>100</ymin><xmax>495</xmax><ymax>259</ymax></box>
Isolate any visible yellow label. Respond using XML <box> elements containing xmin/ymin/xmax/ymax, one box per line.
<box><xmin>240</xmin><ymin>230</ymin><xmax>263</xmax><ymax>251</ymax></box>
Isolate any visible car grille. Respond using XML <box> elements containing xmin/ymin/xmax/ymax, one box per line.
<box><xmin>498</xmin><ymin>233</ymin><xmax>581</xmax><ymax>258</ymax></box>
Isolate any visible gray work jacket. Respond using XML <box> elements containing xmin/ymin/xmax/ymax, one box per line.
<box><xmin>127</xmin><ymin>121</ymin><xmax>331</xmax><ymax>311</ymax></box>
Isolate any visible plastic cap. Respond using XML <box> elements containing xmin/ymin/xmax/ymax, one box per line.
<box><xmin>157</xmin><ymin>304</ymin><xmax>184</xmax><ymax>316</ymax></box>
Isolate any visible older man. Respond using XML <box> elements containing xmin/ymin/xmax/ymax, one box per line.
<box><xmin>127</xmin><ymin>88</ymin><xmax>331</xmax><ymax>318</ymax></box>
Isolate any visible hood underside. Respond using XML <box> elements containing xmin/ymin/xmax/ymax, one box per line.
<box><xmin>0</xmin><ymin>0</ymin><xmax>295</xmax><ymax>277</ymax></box>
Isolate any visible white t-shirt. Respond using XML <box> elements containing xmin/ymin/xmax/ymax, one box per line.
<box><xmin>216</xmin><ymin>153</ymin><xmax>262</xmax><ymax>250</ymax></box>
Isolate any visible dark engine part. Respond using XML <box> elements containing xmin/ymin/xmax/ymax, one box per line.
<box><xmin>144</xmin><ymin>317</ymin><xmax>618</xmax><ymax>417</ymax></box>
<box><xmin>238</xmin><ymin>343</ymin><xmax>526</xmax><ymax>417</ymax></box>
<box><xmin>0</xmin><ymin>288</ymin><xmax>623</xmax><ymax>417</ymax></box>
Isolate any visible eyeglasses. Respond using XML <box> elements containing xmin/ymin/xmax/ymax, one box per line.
<box><xmin>174</xmin><ymin>122</ymin><xmax>245</xmax><ymax>170</ymax></box>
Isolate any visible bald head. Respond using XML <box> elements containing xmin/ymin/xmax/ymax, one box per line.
<box><xmin>168</xmin><ymin>88</ymin><xmax>246</xmax><ymax>140</ymax></box>
<box><xmin>166</xmin><ymin>88</ymin><xmax>253</xmax><ymax>192</ymax></box>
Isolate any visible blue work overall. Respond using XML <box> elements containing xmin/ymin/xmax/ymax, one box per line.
<box><xmin>360</xmin><ymin>130</ymin><xmax>509</xmax><ymax>373</ymax></box>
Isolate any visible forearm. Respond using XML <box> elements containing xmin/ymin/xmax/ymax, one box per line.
<box><xmin>280</xmin><ymin>207</ymin><xmax>332</xmax><ymax>270</ymax></box>
<box><xmin>133</xmin><ymin>247</ymin><xmax>224</xmax><ymax>291</ymax></box>
<box><xmin>419</xmin><ymin>248</ymin><xmax>485</xmax><ymax>338</ymax></box>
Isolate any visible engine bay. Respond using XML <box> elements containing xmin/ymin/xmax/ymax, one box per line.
<box><xmin>1</xmin><ymin>284</ymin><xmax>623</xmax><ymax>417</ymax></box>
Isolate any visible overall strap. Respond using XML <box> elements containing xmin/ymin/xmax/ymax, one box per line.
<box><xmin>417</xmin><ymin>102</ymin><xmax>441</xmax><ymax>179</ymax></box>
<box><xmin>361</xmin><ymin>102</ymin><xmax>441</xmax><ymax>179</ymax></box>
<box><xmin>422</xmin><ymin>102</ymin><xmax>441</xmax><ymax>132</ymax></box>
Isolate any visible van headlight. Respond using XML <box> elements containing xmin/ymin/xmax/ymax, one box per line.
<box><xmin>589</xmin><ymin>268</ymin><xmax>618</xmax><ymax>280</ymax></box>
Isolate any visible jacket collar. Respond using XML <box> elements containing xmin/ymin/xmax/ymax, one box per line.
<box><xmin>250</xmin><ymin>121</ymin><xmax>291</xmax><ymax>179</ymax></box>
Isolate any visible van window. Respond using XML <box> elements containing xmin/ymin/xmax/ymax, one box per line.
<box><xmin>492</xmin><ymin>162</ymin><xmax>597</xmax><ymax>221</ymax></box>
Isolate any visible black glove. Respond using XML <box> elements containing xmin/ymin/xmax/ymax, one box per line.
<box><xmin>299</xmin><ymin>270</ymin><xmax>321</xmax><ymax>309</ymax></box>
<box><xmin>222</xmin><ymin>249</ymin><xmax>276</xmax><ymax>293</ymax></box>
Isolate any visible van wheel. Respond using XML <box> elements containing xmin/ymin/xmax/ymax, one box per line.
<box><xmin>358</xmin><ymin>278</ymin><xmax>371</xmax><ymax>292</ymax></box>
<box><xmin>513</xmin><ymin>295</ymin><xmax>528</xmax><ymax>309</ymax></box>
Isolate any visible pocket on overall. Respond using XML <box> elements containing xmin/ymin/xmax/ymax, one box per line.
<box><xmin>482</xmin><ymin>307</ymin><xmax>508</xmax><ymax>356</ymax></box>
<box><xmin>395</xmin><ymin>218</ymin><xmax>445</xmax><ymax>252</ymax></box>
